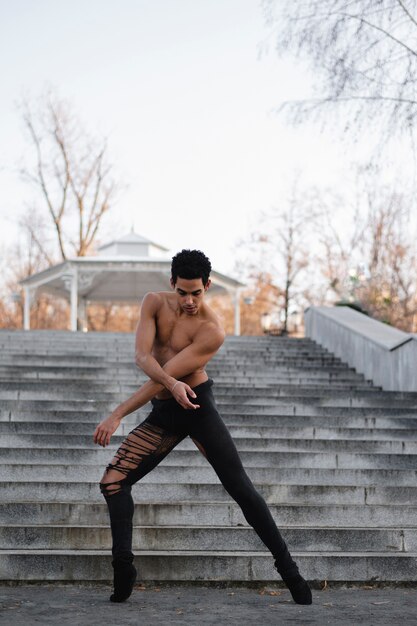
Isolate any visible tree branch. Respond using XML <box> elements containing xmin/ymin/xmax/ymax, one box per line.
<box><xmin>395</xmin><ymin>0</ymin><xmax>417</xmax><ymax>29</ymax></box>
<box><xmin>22</xmin><ymin>107</ymin><xmax>67</xmax><ymax>260</ymax></box>
<box><xmin>340</xmin><ymin>12</ymin><xmax>417</xmax><ymax>58</ymax></box>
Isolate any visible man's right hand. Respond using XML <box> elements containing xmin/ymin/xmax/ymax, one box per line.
<box><xmin>171</xmin><ymin>380</ymin><xmax>200</xmax><ymax>409</ymax></box>
<box><xmin>93</xmin><ymin>414</ymin><xmax>122</xmax><ymax>447</ymax></box>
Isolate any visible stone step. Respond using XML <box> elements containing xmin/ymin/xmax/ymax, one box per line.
<box><xmin>0</xmin><ymin>344</ymin><xmax>313</xmax><ymax>356</ymax></box>
<box><xmin>0</xmin><ymin>343</ymin><xmax>317</xmax><ymax>350</ymax></box>
<box><xmin>1</xmin><ymin>354</ymin><xmax>354</xmax><ymax>376</ymax></box>
<box><xmin>0</xmin><ymin>328</ymin><xmax>296</xmax><ymax>336</ymax></box>
<box><xmin>2</xmin><ymin>357</ymin><xmax>335</xmax><ymax>366</ymax></box>
<box><xmin>2</xmin><ymin>420</ymin><xmax>416</xmax><ymax>441</ymax></box>
<box><xmin>1</xmin><ymin>436</ymin><xmax>416</xmax><ymax>454</ymax></box>
<box><xmin>217</xmin><ymin>394</ymin><xmax>417</xmax><ymax>407</ymax></box>
<box><xmin>0</xmin><ymin>341</ymin><xmax>339</xmax><ymax>349</ymax></box>
<box><xmin>1</xmin><ymin>464</ymin><xmax>417</xmax><ymax>484</ymax></box>
<box><xmin>0</xmin><ymin>365</ymin><xmax>369</xmax><ymax>381</ymax></box>
<box><xmin>0</xmin><ymin>374</ymin><xmax>369</xmax><ymax>388</ymax></box>
<box><xmin>3</xmin><ymin>500</ymin><xmax>417</xmax><ymax>526</ymax></box>
<box><xmin>0</xmin><ymin>350</ymin><xmax>333</xmax><ymax>361</ymax></box>
<box><xmin>3</xmin><ymin>410</ymin><xmax>417</xmax><ymax>431</ymax></box>
<box><xmin>0</xmin><ymin>340</ymin><xmax>331</xmax><ymax>350</ymax></box>
<box><xmin>0</xmin><ymin>349</ymin><xmax>344</xmax><ymax>359</ymax></box>
<box><xmin>1</xmin><ymin>550</ymin><xmax>417</xmax><ymax>581</ymax></box>
<box><xmin>0</xmin><ymin>335</ymin><xmax>319</xmax><ymax>345</ymax></box>
<box><xmin>0</xmin><ymin>334</ymin><xmax>314</xmax><ymax>346</ymax></box>
<box><xmin>221</xmin><ymin>410</ymin><xmax>417</xmax><ymax>423</ymax></box>
<box><xmin>1</xmin><ymin>395</ymin><xmax>415</xmax><ymax>410</ymax></box>
<box><xmin>2</xmin><ymin>483</ymin><xmax>417</xmax><ymax>506</ymax></box>
<box><xmin>2</xmin><ymin>449</ymin><xmax>417</xmax><ymax>470</ymax></box>
<box><xmin>0</xmin><ymin>340</ymin><xmax>317</xmax><ymax>349</ymax></box>
<box><xmin>0</xmin><ymin>524</ymin><xmax>412</xmax><ymax>553</ymax></box>
<box><xmin>0</xmin><ymin>377</ymin><xmax>375</xmax><ymax>391</ymax></box>
<box><xmin>2</xmin><ymin>406</ymin><xmax>417</xmax><ymax>423</ymax></box>
<box><xmin>0</xmin><ymin>381</ymin><xmax>380</xmax><ymax>394</ymax></box>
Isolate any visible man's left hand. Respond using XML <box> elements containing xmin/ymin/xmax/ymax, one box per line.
<box><xmin>171</xmin><ymin>381</ymin><xmax>200</xmax><ymax>409</ymax></box>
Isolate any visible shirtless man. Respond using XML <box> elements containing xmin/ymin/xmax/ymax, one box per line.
<box><xmin>93</xmin><ymin>249</ymin><xmax>312</xmax><ymax>605</ymax></box>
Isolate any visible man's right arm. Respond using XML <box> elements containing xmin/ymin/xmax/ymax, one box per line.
<box><xmin>113</xmin><ymin>323</ymin><xmax>224</xmax><ymax>418</ymax></box>
<box><xmin>134</xmin><ymin>292</ymin><xmax>177</xmax><ymax>393</ymax></box>
<box><xmin>93</xmin><ymin>324</ymin><xmax>224</xmax><ymax>447</ymax></box>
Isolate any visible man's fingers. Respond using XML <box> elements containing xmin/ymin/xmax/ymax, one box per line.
<box><xmin>182</xmin><ymin>392</ymin><xmax>198</xmax><ymax>408</ymax></box>
<box><xmin>185</xmin><ymin>385</ymin><xmax>197</xmax><ymax>398</ymax></box>
<box><xmin>93</xmin><ymin>425</ymin><xmax>110</xmax><ymax>446</ymax></box>
<box><xmin>173</xmin><ymin>384</ymin><xmax>200</xmax><ymax>409</ymax></box>
<box><xmin>93</xmin><ymin>417</ymin><xmax>118</xmax><ymax>446</ymax></box>
<box><xmin>183</xmin><ymin>398</ymin><xmax>200</xmax><ymax>409</ymax></box>
<box><xmin>180</xmin><ymin>396</ymin><xmax>192</xmax><ymax>409</ymax></box>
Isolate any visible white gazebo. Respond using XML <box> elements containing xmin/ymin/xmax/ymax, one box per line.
<box><xmin>20</xmin><ymin>232</ymin><xmax>245</xmax><ymax>334</ymax></box>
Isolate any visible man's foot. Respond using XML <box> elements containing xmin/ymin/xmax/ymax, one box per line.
<box><xmin>282</xmin><ymin>573</ymin><xmax>312</xmax><ymax>605</ymax></box>
<box><xmin>110</xmin><ymin>560</ymin><xmax>137</xmax><ymax>602</ymax></box>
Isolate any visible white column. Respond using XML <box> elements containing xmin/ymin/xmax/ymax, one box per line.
<box><xmin>78</xmin><ymin>297</ymin><xmax>88</xmax><ymax>332</ymax></box>
<box><xmin>233</xmin><ymin>288</ymin><xmax>241</xmax><ymax>336</ymax></box>
<box><xmin>23</xmin><ymin>286</ymin><xmax>31</xmax><ymax>330</ymax></box>
<box><xmin>70</xmin><ymin>269</ymin><xmax>78</xmax><ymax>332</ymax></box>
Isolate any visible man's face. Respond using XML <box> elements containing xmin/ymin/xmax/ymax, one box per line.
<box><xmin>171</xmin><ymin>276</ymin><xmax>210</xmax><ymax>315</ymax></box>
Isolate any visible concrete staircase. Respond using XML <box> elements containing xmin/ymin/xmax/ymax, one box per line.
<box><xmin>1</xmin><ymin>329</ymin><xmax>417</xmax><ymax>583</ymax></box>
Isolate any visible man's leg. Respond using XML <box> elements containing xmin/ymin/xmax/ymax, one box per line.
<box><xmin>188</xmin><ymin>391</ymin><xmax>312</xmax><ymax>604</ymax></box>
<box><xmin>99</xmin><ymin>419</ymin><xmax>184</xmax><ymax>601</ymax></box>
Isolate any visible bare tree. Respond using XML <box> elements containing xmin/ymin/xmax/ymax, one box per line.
<box><xmin>263</xmin><ymin>0</ymin><xmax>417</xmax><ymax>147</ymax></box>
<box><xmin>316</xmin><ymin>184</ymin><xmax>417</xmax><ymax>330</ymax></box>
<box><xmin>19</xmin><ymin>90</ymin><xmax>119</xmax><ymax>263</ymax></box>
<box><xmin>268</xmin><ymin>188</ymin><xmax>321</xmax><ymax>333</ymax></box>
<box><xmin>87</xmin><ymin>302</ymin><xmax>140</xmax><ymax>333</ymax></box>
<box><xmin>235</xmin><ymin>185</ymin><xmax>320</xmax><ymax>334</ymax></box>
<box><xmin>241</xmin><ymin>274</ymin><xmax>282</xmax><ymax>335</ymax></box>
<box><xmin>208</xmin><ymin>275</ymin><xmax>282</xmax><ymax>336</ymax></box>
<box><xmin>0</xmin><ymin>225</ymin><xmax>69</xmax><ymax>330</ymax></box>
<box><xmin>315</xmin><ymin>190</ymin><xmax>365</xmax><ymax>300</ymax></box>
<box><xmin>0</xmin><ymin>91</ymin><xmax>125</xmax><ymax>331</ymax></box>
<box><xmin>358</xmin><ymin>190</ymin><xmax>417</xmax><ymax>328</ymax></box>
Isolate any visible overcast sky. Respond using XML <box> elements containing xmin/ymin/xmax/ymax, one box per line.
<box><xmin>0</xmin><ymin>0</ymin><xmax>390</xmax><ymax>278</ymax></box>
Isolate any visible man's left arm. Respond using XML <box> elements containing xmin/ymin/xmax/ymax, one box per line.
<box><xmin>161</xmin><ymin>324</ymin><xmax>225</xmax><ymax>397</ymax></box>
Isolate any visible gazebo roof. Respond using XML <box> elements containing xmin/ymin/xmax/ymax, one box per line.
<box><xmin>20</xmin><ymin>232</ymin><xmax>244</xmax><ymax>303</ymax></box>
<box><xmin>97</xmin><ymin>232</ymin><xmax>170</xmax><ymax>255</ymax></box>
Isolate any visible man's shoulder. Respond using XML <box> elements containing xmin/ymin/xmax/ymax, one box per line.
<box><xmin>196</xmin><ymin>317</ymin><xmax>225</xmax><ymax>349</ymax></box>
<box><xmin>142</xmin><ymin>291</ymin><xmax>172</xmax><ymax>309</ymax></box>
<box><xmin>203</xmin><ymin>304</ymin><xmax>225</xmax><ymax>333</ymax></box>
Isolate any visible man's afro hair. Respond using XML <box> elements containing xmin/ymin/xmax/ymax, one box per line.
<box><xmin>171</xmin><ymin>249</ymin><xmax>212</xmax><ymax>285</ymax></box>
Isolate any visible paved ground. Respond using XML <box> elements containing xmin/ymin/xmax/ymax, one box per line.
<box><xmin>1</xmin><ymin>583</ymin><xmax>417</xmax><ymax>625</ymax></box>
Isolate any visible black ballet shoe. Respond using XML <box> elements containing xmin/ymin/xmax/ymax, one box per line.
<box><xmin>110</xmin><ymin>560</ymin><xmax>137</xmax><ymax>602</ymax></box>
<box><xmin>282</xmin><ymin>573</ymin><xmax>312</xmax><ymax>605</ymax></box>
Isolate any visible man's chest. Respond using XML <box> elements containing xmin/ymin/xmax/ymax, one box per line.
<box><xmin>155</xmin><ymin>312</ymin><xmax>198</xmax><ymax>353</ymax></box>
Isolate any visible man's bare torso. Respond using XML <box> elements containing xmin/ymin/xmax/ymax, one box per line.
<box><xmin>151</xmin><ymin>291</ymin><xmax>223</xmax><ymax>399</ymax></box>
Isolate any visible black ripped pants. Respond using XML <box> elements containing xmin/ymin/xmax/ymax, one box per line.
<box><xmin>99</xmin><ymin>379</ymin><xmax>299</xmax><ymax>578</ymax></box>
